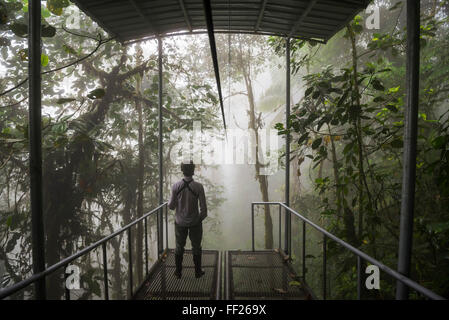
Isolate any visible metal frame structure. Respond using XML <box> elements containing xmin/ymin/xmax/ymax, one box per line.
<box><xmin>71</xmin><ymin>0</ymin><xmax>371</xmax><ymax>43</ymax></box>
<box><xmin>285</xmin><ymin>37</ymin><xmax>291</xmax><ymax>255</ymax></box>
<box><xmin>0</xmin><ymin>203</ymin><xmax>169</xmax><ymax>300</ymax></box>
<box><xmin>70</xmin><ymin>0</ymin><xmax>371</xmax><ymax>131</ymax></box>
<box><xmin>224</xmin><ymin>249</ymin><xmax>310</xmax><ymax>300</ymax></box>
<box><xmin>133</xmin><ymin>249</ymin><xmax>222</xmax><ymax>300</ymax></box>
<box><xmin>396</xmin><ymin>0</ymin><xmax>420</xmax><ymax>300</ymax></box>
<box><xmin>251</xmin><ymin>202</ymin><xmax>445</xmax><ymax>300</ymax></box>
<box><xmin>157</xmin><ymin>37</ymin><xmax>165</xmax><ymax>256</ymax></box>
<box><xmin>28</xmin><ymin>0</ymin><xmax>46</xmax><ymax>300</ymax></box>
<box><xmin>15</xmin><ymin>0</ymin><xmax>428</xmax><ymax>300</ymax></box>
<box><xmin>203</xmin><ymin>0</ymin><xmax>226</xmax><ymax>130</ymax></box>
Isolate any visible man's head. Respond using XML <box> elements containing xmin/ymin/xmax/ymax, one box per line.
<box><xmin>181</xmin><ymin>160</ymin><xmax>195</xmax><ymax>177</ymax></box>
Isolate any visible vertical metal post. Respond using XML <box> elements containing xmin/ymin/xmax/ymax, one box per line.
<box><xmin>64</xmin><ymin>265</ymin><xmax>70</xmax><ymax>300</ymax></box>
<box><xmin>144</xmin><ymin>217</ymin><xmax>148</xmax><ymax>276</ymax></box>
<box><xmin>396</xmin><ymin>0</ymin><xmax>420</xmax><ymax>300</ymax></box>
<box><xmin>29</xmin><ymin>0</ymin><xmax>46</xmax><ymax>300</ymax></box>
<box><xmin>302</xmin><ymin>221</ymin><xmax>306</xmax><ymax>280</ymax></box>
<box><xmin>285</xmin><ymin>37</ymin><xmax>291</xmax><ymax>255</ymax></box>
<box><xmin>128</xmin><ymin>228</ymin><xmax>133</xmax><ymax>298</ymax></box>
<box><xmin>278</xmin><ymin>204</ymin><xmax>281</xmax><ymax>249</ymax></box>
<box><xmin>323</xmin><ymin>235</ymin><xmax>327</xmax><ymax>300</ymax></box>
<box><xmin>251</xmin><ymin>203</ymin><xmax>255</xmax><ymax>252</ymax></box>
<box><xmin>102</xmin><ymin>242</ymin><xmax>109</xmax><ymax>300</ymax></box>
<box><xmin>156</xmin><ymin>212</ymin><xmax>161</xmax><ymax>257</ymax></box>
<box><xmin>165</xmin><ymin>204</ymin><xmax>168</xmax><ymax>249</ymax></box>
<box><xmin>357</xmin><ymin>255</ymin><xmax>361</xmax><ymax>300</ymax></box>
<box><xmin>157</xmin><ymin>37</ymin><xmax>164</xmax><ymax>256</ymax></box>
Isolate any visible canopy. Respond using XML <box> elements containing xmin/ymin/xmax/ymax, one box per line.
<box><xmin>71</xmin><ymin>0</ymin><xmax>371</xmax><ymax>43</ymax></box>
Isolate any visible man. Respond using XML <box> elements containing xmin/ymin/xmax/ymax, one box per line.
<box><xmin>168</xmin><ymin>160</ymin><xmax>207</xmax><ymax>279</ymax></box>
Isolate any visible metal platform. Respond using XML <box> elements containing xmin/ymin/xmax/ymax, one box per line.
<box><xmin>133</xmin><ymin>249</ymin><xmax>221</xmax><ymax>300</ymax></box>
<box><xmin>225</xmin><ymin>250</ymin><xmax>312</xmax><ymax>300</ymax></box>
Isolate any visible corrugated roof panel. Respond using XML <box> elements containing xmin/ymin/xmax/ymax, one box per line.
<box><xmin>71</xmin><ymin>0</ymin><xmax>371</xmax><ymax>43</ymax></box>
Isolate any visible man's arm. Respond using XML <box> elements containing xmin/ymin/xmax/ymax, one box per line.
<box><xmin>168</xmin><ymin>184</ymin><xmax>177</xmax><ymax>210</ymax></box>
<box><xmin>199</xmin><ymin>184</ymin><xmax>207</xmax><ymax>221</ymax></box>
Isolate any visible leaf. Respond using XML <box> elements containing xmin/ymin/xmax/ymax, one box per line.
<box><xmin>343</xmin><ymin>142</ymin><xmax>354</xmax><ymax>155</ymax></box>
<box><xmin>62</xmin><ymin>44</ymin><xmax>77</xmax><ymax>55</ymax></box>
<box><xmin>47</xmin><ymin>0</ymin><xmax>70</xmax><ymax>16</ymax></box>
<box><xmin>0</xmin><ymin>36</ymin><xmax>10</xmax><ymax>46</ymax></box>
<box><xmin>5</xmin><ymin>215</ymin><xmax>12</xmax><ymax>228</ymax></box>
<box><xmin>41</xmin><ymin>7</ymin><xmax>51</xmax><ymax>18</ymax></box>
<box><xmin>390</xmin><ymin>138</ymin><xmax>403</xmax><ymax>148</ymax></box>
<box><xmin>427</xmin><ymin>222</ymin><xmax>449</xmax><ymax>233</ymax></box>
<box><xmin>0</xmin><ymin>7</ymin><xmax>8</xmax><ymax>25</ymax></box>
<box><xmin>305</xmin><ymin>87</ymin><xmax>314</xmax><ymax>97</ymax></box>
<box><xmin>87</xmin><ymin>88</ymin><xmax>106</xmax><ymax>99</ymax></box>
<box><xmin>432</xmin><ymin>136</ymin><xmax>447</xmax><ymax>149</ymax></box>
<box><xmin>386</xmin><ymin>104</ymin><xmax>398</xmax><ymax>113</ymax></box>
<box><xmin>206</xmin><ymin>92</ymin><xmax>217</xmax><ymax>104</ymax></box>
<box><xmin>298</xmin><ymin>133</ymin><xmax>309</xmax><ymax>145</ymax></box>
<box><xmin>372</xmin><ymin>78</ymin><xmax>385</xmax><ymax>91</ymax></box>
<box><xmin>373</xmin><ymin>96</ymin><xmax>385</xmax><ymax>103</ymax></box>
<box><xmin>388</xmin><ymin>86</ymin><xmax>400</xmax><ymax>94</ymax></box>
<box><xmin>18</xmin><ymin>48</ymin><xmax>28</xmax><ymax>61</ymax></box>
<box><xmin>41</xmin><ymin>24</ymin><xmax>56</xmax><ymax>37</ymax></box>
<box><xmin>10</xmin><ymin>22</ymin><xmax>28</xmax><ymax>37</ymax></box>
<box><xmin>289</xmin><ymin>281</ymin><xmax>302</xmax><ymax>287</ymax></box>
<box><xmin>311</xmin><ymin>138</ymin><xmax>322</xmax><ymax>150</ymax></box>
<box><xmin>41</xmin><ymin>54</ymin><xmax>49</xmax><ymax>67</ymax></box>
<box><xmin>353</xmin><ymin>24</ymin><xmax>363</xmax><ymax>34</ymax></box>
<box><xmin>56</xmin><ymin>98</ymin><xmax>76</xmax><ymax>104</ymax></box>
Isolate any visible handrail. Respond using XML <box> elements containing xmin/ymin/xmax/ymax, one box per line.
<box><xmin>251</xmin><ymin>201</ymin><xmax>445</xmax><ymax>300</ymax></box>
<box><xmin>0</xmin><ymin>202</ymin><xmax>168</xmax><ymax>300</ymax></box>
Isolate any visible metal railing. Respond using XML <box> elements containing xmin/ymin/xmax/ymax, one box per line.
<box><xmin>251</xmin><ymin>202</ymin><xmax>445</xmax><ymax>300</ymax></box>
<box><xmin>0</xmin><ymin>202</ymin><xmax>169</xmax><ymax>300</ymax></box>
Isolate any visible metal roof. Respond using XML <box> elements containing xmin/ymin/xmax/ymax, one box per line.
<box><xmin>72</xmin><ymin>0</ymin><xmax>371</xmax><ymax>43</ymax></box>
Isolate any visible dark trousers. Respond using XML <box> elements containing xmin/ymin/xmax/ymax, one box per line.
<box><xmin>175</xmin><ymin>222</ymin><xmax>202</xmax><ymax>256</ymax></box>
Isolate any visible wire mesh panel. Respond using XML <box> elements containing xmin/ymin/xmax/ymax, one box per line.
<box><xmin>226</xmin><ymin>250</ymin><xmax>311</xmax><ymax>300</ymax></box>
<box><xmin>133</xmin><ymin>249</ymin><xmax>219</xmax><ymax>300</ymax></box>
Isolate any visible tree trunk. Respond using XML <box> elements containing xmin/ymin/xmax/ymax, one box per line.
<box><xmin>348</xmin><ymin>25</ymin><xmax>373</xmax><ymax>244</ymax></box>
<box><xmin>243</xmin><ymin>71</ymin><xmax>273</xmax><ymax>249</ymax></box>
<box><xmin>135</xmin><ymin>46</ymin><xmax>144</xmax><ymax>286</ymax></box>
<box><xmin>328</xmin><ymin>125</ymin><xmax>342</xmax><ymax>221</ymax></box>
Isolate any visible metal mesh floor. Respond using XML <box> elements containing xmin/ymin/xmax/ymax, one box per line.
<box><xmin>226</xmin><ymin>250</ymin><xmax>309</xmax><ymax>300</ymax></box>
<box><xmin>133</xmin><ymin>249</ymin><xmax>220</xmax><ymax>300</ymax></box>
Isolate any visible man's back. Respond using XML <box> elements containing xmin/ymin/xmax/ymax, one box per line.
<box><xmin>168</xmin><ymin>176</ymin><xmax>207</xmax><ymax>227</ymax></box>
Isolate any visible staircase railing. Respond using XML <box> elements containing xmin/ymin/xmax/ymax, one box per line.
<box><xmin>0</xmin><ymin>202</ymin><xmax>169</xmax><ymax>300</ymax></box>
<box><xmin>251</xmin><ymin>202</ymin><xmax>445</xmax><ymax>300</ymax></box>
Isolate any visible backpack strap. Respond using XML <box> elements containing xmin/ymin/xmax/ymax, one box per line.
<box><xmin>176</xmin><ymin>179</ymin><xmax>199</xmax><ymax>198</ymax></box>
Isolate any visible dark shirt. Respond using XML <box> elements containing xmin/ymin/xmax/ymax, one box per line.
<box><xmin>168</xmin><ymin>176</ymin><xmax>207</xmax><ymax>227</ymax></box>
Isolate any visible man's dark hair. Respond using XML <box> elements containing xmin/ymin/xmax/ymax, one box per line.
<box><xmin>181</xmin><ymin>160</ymin><xmax>195</xmax><ymax>176</ymax></box>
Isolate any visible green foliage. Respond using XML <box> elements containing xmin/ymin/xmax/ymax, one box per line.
<box><xmin>87</xmin><ymin>88</ymin><xmax>106</xmax><ymax>99</ymax></box>
<box><xmin>0</xmin><ymin>0</ymin><xmax>224</xmax><ymax>299</ymax></box>
<box><xmin>46</xmin><ymin>0</ymin><xmax>70</xmax><ymax>16</ymax></box>
<box><xmin>271</xmin><ymin>0</ymin><xmax>449</xmax><ymax>299</ymax></box>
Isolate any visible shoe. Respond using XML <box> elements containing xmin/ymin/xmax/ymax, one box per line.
<box><xmin>195</xmin><ymin>270</ymin><xmax>205</xmax><ymax>278</ymax></box>
<box><xmin>193</xmin><ymin>254</ymin><xmax>205</xmax><ymax>278</ymax></box>
<box><xmin>175</xmin><ymin>254</ymin><xmax>183</xmax><ymax>279</ymax></box>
